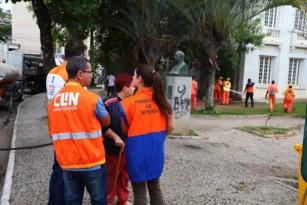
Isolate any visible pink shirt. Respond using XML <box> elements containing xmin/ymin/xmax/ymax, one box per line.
<box><xmin>191</xmin><ymin>80</ymin><xmax>198</xmax><ymax>95</ymax></box>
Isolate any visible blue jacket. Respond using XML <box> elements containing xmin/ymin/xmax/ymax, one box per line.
<box><xmin>102</xmin><ymin>95</ymin><xmax>126</xmax><ymax>156</ymax></box>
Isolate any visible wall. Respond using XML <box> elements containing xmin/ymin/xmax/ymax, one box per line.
<box><xmin>242</xmin><ymin>6</ymin><xmax>307</xmax><ymax>101</ymax></box>
<box><xmin>12</xmin><ymin>2</ymin><xmax>41</xmax><ymax>52</ymax></box>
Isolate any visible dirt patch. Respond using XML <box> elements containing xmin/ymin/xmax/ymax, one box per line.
<box><xmin>238</xmin><ymin>126</ymin><xmax>298</xmax><ymax>138</ymax></box>
<box><xmin>238</xmin><ymin>162</ymin><xmax>297</xmax><ymax>179</ymax></box>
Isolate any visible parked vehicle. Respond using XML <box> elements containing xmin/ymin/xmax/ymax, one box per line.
<box><xmin>0</xmin><ymin>62</ymin><xmax>23</xmax><ymax>110</ymax></box>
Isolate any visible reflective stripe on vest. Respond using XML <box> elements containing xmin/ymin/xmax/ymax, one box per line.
<box><xmin>52</xmin><ymin>130</ymin><xmax>102</xmax><ymax>141</ymax></box>
<box><xmin>48</xmin><ymin>82</ymin><xmax>105</xmax><ymax>169</ymax></box>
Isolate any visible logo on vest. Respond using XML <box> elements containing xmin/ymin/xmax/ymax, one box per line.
<box><xmin>53</xmin><ymin>92</ymin><xmax>80</xmax><ymax>111</ymax></box>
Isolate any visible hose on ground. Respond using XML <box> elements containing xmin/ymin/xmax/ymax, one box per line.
<box><xmin>0</xmin><ymin>142</ymin><xmax>53</xmax><ymax>151</ymax></box>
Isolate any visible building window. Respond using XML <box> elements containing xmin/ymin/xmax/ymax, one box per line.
<box><xmin>295</xmin><ymin>9</ymin><xmax>307</xmax><ymax>31</ymax></box>
<box><xmin>288</xmin><ymin>59</ymin><xmax>302</xmax><ymax>85</ymax></box>
<box><xmin>258</xmin><ymin>56</ymin><xmax>273</xmax><ymax>84</ymax></box>
<box><xmin>264</xmin><ymin>8</ymin><xmax>277</xmax><ymax>27</ymax></box>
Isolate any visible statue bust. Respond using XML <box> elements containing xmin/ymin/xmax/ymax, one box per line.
<box><xmin>169</xmin><ymin>51</ymin><xmax>189</xmax><ymax>75</ymax></box>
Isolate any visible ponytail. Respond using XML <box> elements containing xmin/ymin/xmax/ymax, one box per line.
<box><xmin>152</xmin><ymin>72</ymin><xmax>172</xmax><ymax>118</ymax></box>
<box><xmin>135</xmin><ymin>64</ymin><xmax>172</xmax><ymax>118</ymax></box>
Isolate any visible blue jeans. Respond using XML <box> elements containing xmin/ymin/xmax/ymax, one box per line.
<box><xmin>63</xmin><ymin>164</ymin><xmax>108</xmax><ymax>205</ymax></box>
<box><xmin>48</xmin><ymin>153</ymin><xmax>65</xmax><ymax>205</ymax></box>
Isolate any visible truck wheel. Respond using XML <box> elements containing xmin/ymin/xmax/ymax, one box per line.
<box><xmin>17</xmin><ymin>86</ymin><xmax>24</xmax><ymax>101</ymax></box>
<box><xmin>6</xmin><ymin>91</ymin><xmax>13</xmax><ymax>111</ymax></box>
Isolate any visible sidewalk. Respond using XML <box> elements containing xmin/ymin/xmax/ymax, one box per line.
<box><xmin>0</xmin><ymin>91</ymin><xmax>302</xmax><ymax>205</ymax></box>
<box><xmin>1</xmin><ymin>93</ymin><xmax>52</xmax><ymax>205</ymax></box>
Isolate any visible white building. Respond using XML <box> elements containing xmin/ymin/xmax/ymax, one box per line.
<box><xmin>11</xmin><ymin>1</ymin><xmax>41</xmax><ymax>52</ymax></box>
<box><xmin>240</xmin><ymin>6</ymin><xmax>307</xmax><ymax>100</ymax></box>
<box><xmin>11</xmin><ymin>2</ymin><xmax>91</xmax><ymax>56</ymax></box>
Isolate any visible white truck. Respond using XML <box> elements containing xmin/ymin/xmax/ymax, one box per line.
<box><xmin>0</xmin><ymin>52</ymin><xmax>24</xmax><ymax>110</ymax></box>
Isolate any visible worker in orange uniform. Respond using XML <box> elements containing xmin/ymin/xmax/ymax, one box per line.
<box><xmin>48</xmin><ymin>56</ymin><xmax>111</xmax><ymax>204</ymax></box>
<box><xmin>46</xmin><ymin>40</ymin><xmax>86</xmax><ymax>103</ymax></box>
<box><xmin>103</xmin><ymin>74</ymin><xmax>135</xmax><ymax>205</ymax></box>
<box><xmin>222</xmin><ymin>77</ymin><xmax>231</xmax><ymax>105</ymax></box>
<box><xmin>214</xmin><ymin>77</ymin><xmax>223</xmax><ymax>101</ymax></box>
<box><xmin>46</xmin><ymin>40</ymin><xmax>86</xmax><ymax>205</ymax></box>
<box><xmin>283</xmin><ymin>83</ymin><xmax>295</xmax><ymax>113</ymax></box>
<box><xmin>265</xmin><ymin>80</ymin><xmax>278</xmax><ymax>112</ymax></box>
<box><xmin>119</xmin><ymin>64</ymin><xmax>174</xmax><ymax>205</ymax></box>
<box><xmin>191</xmin><ymin>76</ymin><xmax>198</xmax><ymax>110</ymax></box>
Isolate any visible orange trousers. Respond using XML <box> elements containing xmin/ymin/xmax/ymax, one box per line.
<box><xmin>283</xmin><ymin>99</ymin><xmax>294</xmax><ymax>113</ymax></box>
<box><xmin>214</xmin><ymin>89</ymin><xmax>221</xmax><ymax>101</ymax></box>
<box><xmin>222</xmin><ymin>91</ymin><xmax>229</xmax><ymax>105</ymax></box>
<box><xmin>268</xmin><ymin>96</ymin><xmax>276</xmax><ymax>112</ymax></box>
<box><xmin>191</xmin><ymin>94</ymin><xmax>197</xmax><ymax>110</ymax></box>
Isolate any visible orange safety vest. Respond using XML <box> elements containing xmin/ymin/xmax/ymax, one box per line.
<box><xmin>247</xmin><ymin>85</ymin><xmax>254</xmax><ymax>93</ymax></box>
<box><xmin>119</xmin><ymin>87</ymin><xmax>167</xmax><ymax>182</ymax></box>
<box><xmin>284</xmin><ymin>88</ymin><xmax>295</xmax><ymax>100</ymax></box>
<box><xmin>48</xmin><ymin>82</ymin><xmax>105</xmax><ymax>169</ymax></box>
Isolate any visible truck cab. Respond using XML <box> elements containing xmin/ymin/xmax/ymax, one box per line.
<box><xmin>23</xmin><ymin>53</ymin><xmax>46</xmax><ymax>94</ymax></box>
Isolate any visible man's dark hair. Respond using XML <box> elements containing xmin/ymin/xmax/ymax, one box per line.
<box><xmin>66</xmin><ymin>56</ymin><xmax>89</xmax><ymax>79</ymax></box>
<box><xmin>64</xmin><ymin>40</ymin><xmax>86</xmax><ymax>60</ymax></box>
<box><xmin>272</xmin><ymin>80</ymin><xmax>275</xmax><ymax>84</ymax></box>
<box><xmin>248</xmin><ymin>78</ymin><xmax>251</xmax><ymax>82</ymax></box>
<box><xmin>192</xmin><ymin>76</ymin><xmax>195</xmax><ymax>80</ymax></box>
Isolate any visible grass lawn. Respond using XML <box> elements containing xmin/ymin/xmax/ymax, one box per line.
<box><xmin>191</xmin><ymin>102</ymin><xmax>307</xmax><ymax>118</ymax></box>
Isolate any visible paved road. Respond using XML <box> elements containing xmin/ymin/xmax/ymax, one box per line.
<box><xmin>1</xmin><ymin>90</ymin><xmax>304</xmax><ymax>205</ymax></box>
<box><xmin>0</xmin><ymin>94</ymin><xmax>31</xmax><ymax>196</ymax></box>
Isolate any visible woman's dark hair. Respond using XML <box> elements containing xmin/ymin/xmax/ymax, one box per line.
<box><xmin>135</xmin><ymin>64</ymin><xmax>172</xmax><ymax>117</ymax></box>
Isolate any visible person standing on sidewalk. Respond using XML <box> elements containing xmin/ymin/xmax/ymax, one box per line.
<box><xmin>46</xmin><ymin>40</ymin><xmax>86</xmax><ymax>205</ymax></box>
<box><xmin>119</xmin><ymin>64</ymin><xmax>174</xmax><ymax>205</ymax></box>
<box><xmin>283</xmin><ymin>83</ymin><xmax>295</xmax><ymax>113</ymax></box>
<box><xmin>265</xmin><ymin>80</ymin><xmax>278</xmax><ymax>112</ymax></box>
<box><xmin>191</xmin><ymin>76</ymin><xmax>198</xmax><ymax>110</ymax></box>
<box><xmin>103</xmin><ymin>74</ymin><xmax>135</xmax><ymax>205</ymax></box>
<box><xmin>244</xmin><ymin>78</ymin><xmax>255</xmax><ymax>108</ymax></box>
<box><xmin>107</xmin><ymin>72</ymin><xmax>116</xmax><ymax>96</ymax></box>
<box><xmin>48</xmin><ymin>56</ymin><xmax>110</xmax><ymax>205</ymax></box>
<box><xmin>46</xmin><ymin>40</ymin><xmax>86</xmax><ymax>103</ymax></box>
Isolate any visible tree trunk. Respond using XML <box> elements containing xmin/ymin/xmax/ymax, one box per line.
<box><xmin>206</xmin><ymin>66</ymin><xmax>215</xmax><ymax>110</ymax></box>
<box><xmin>90</xmin><ymin>28</ymin><xmax>94</xmax><ymax>62</ymax></box>
<box><xmin>31</xmin><ymin>0</ymin><xmax>56</xmax><ymax>71</ymax></box>
<box><xmin>234</xmin><ymin>43</ymin><xmax>242</xmax><ymax>100</ymax></box>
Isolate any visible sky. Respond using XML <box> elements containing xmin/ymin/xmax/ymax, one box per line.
<box><xmin>1</xmin><ymin>0</ymin><xmax>12</xmax><ymax>11</ymax></box>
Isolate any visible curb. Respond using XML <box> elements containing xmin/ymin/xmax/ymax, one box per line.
<box><xmin>0</xmin><ymin>94</ymin><xmax>36</xmax><ymax>205</ymax></box>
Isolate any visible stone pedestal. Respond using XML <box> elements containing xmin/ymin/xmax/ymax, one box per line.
<box><xmin>166</xmin><ymin>74</ymin><xmax>192</xmax><ymax>135</ymax></box>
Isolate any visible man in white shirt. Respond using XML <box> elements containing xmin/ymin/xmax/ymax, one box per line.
<box><xmin>107</xmin><ymin>72</ymin><xmax>116</xmax><ymax>96</ymax></box>
<box><xmin>46</xmin><ymin>40</ymin><xmax>86</xmax><ymax>205</ymax></box>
